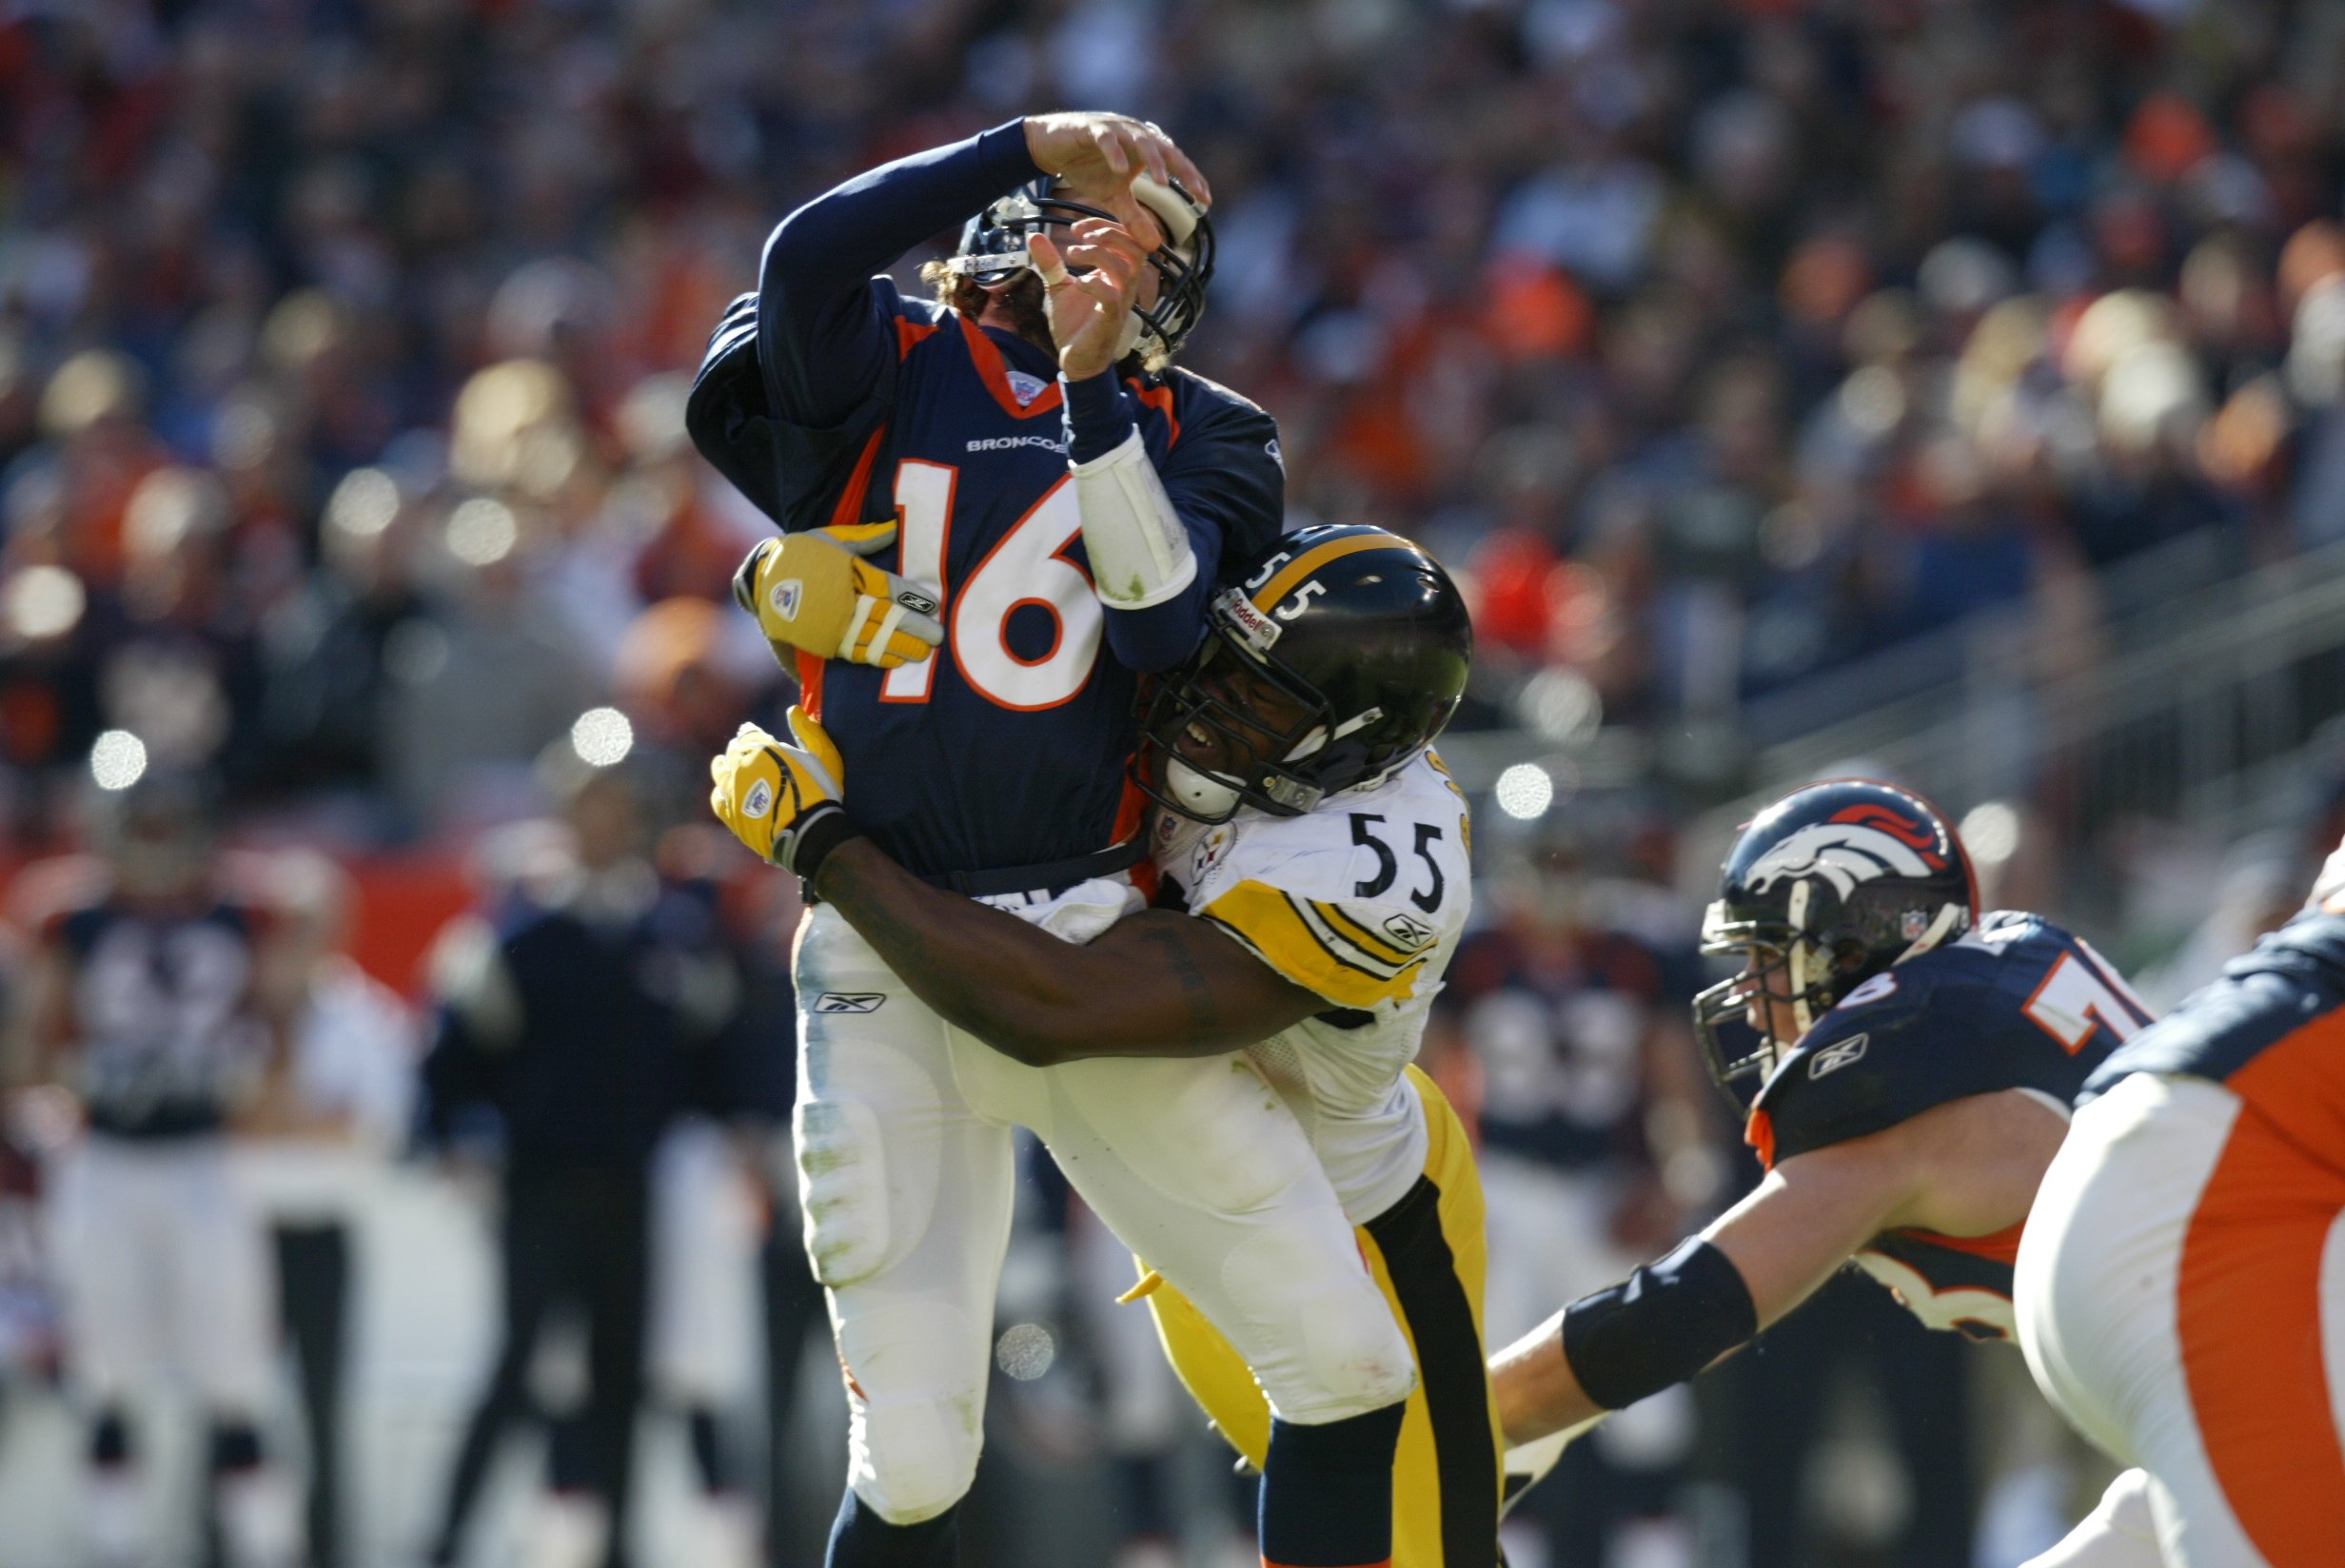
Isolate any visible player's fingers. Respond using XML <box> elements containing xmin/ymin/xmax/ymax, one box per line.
<box><xmin>1127</xmin><ymin>128</ymin><xmax>1172</xmax><ymax>190</ymax></box>
<box><xmin>1028</xmin><ymin>231</ymin><xmax>1071</xmax><ymax>288</ymax></box>
<box><xmin>1092</xmin><ymin>124</ymin><xmax>1129</xmax><ymax>177</ymax></box>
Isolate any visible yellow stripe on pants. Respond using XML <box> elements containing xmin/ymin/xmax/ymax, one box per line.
<box><xmin>1137</xmin><ymin>1066</ymin><xmax>1503</xmax><ymax>1566</ymax></box>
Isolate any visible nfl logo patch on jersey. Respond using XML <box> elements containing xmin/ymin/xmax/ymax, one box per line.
<box><xmin>1810</xmin><ymin>1033</ymin><xmax>1869</xmax><ymax>1078</ymax></box>
<box><xmin>1005</xmin><ymin>369</ymin><xmax>1049</xmax><ymax>406</ymax></box>
<box><xmin>770</xmin><ymin>578</ymin><xmax>804</xmax><ymax>622</ymax></box>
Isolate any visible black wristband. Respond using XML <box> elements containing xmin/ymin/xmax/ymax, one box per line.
<box><xmin>1559</xmin><ymin>1237</ymin><xmax>1758</xmax><ymax>1411</ymax></box>
<box><xmin>789</xmin><ymin>804</ymin><xmax>860</xmax><ymax>884</ymax></box>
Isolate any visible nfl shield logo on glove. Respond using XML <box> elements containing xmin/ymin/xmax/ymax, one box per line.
<box><xmin>770</xmin><ymin>578</ymin><xmax>804</xmax><ymax>622</ymax></box>
<box><xmin>742</xmin><ymin>778</ymin><xmax>775</xmax><ymax>819</ymax></box>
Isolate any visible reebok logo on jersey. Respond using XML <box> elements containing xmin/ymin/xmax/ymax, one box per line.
<box><xmin>814</xmin><ymin>992</ymin><xmax>887</xmax><ymax>1013</ymax></box>
<box><xmin>742</xmin><ymin>778</ymin><xmax>774</xmax><ymax>819</ymax></box>
<box><xmin>966</xmin><ymin>434</ymin><xmax>1068</xmax><ymax>455</ymax></box>
<box><xmin>1810</xmin><ymin>1033</ymin><xmax>1868</xmax><ymax>1079</ymax></box>
<box><xmin>770</xmin><ymin>578</ymin><xmax>803</xmax><ymax>622</ymax></box>
<box><xmin>1381</xmin><ymin>911</ymin><xmax>1437</xmax><ymax>951</ymax></box>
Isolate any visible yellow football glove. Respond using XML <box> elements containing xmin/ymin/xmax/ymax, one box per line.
<box><xmin>733</xmin><ymin>522</ymin><xmax>944</xmax><ymax>670</ymax></box>
<box><xmin>708</xmin><ymin>708</ymin><xmax>856</xmax><ymax>875</ymax></box>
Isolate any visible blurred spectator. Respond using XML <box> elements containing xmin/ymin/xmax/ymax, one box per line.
<box><xmin>227</xmin><ymin>852</ymin><xmax>416</xmax><ymax>1568</ymax></box>
<box><xmin>416</xmin><ymin>750</ymin><xmax>751</xmax><ymax>1568</ymax></box>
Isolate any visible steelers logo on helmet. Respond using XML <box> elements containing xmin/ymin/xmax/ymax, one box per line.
<box><xmin>947</xmin><ymin>175</ymin><xmax>1217</xmax><ymax>362</ymax></box>
<box><xmin>1690</xmin><ymin>779</ymin><xmax>1978</xmax><ymax>1095</ymax></box>
<box><xmin>1134</xmin><ymin>524</ymin><xmax>1473</xmax><ymax>825</ymax></box>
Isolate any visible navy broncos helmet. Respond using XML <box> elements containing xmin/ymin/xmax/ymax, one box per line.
<box><xmin>1691</xmin><ymin>779</ymin><xmax>1979</xmax><ymax>1088</ymax></box>
<box><xmin>949</xmin><ymin>175</ymin><xmax>1214</xmax><ymax>361</ymax></box>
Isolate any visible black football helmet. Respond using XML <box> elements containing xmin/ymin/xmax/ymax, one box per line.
<box><xmin>1691</xmin><ymin>779</ymin><xmax>1979</xmax><ymax>1089</ymax></box>
<box><xmin>1136</xmin><ymin>525</ymin><xmax>1473</xmax><ymax>824</ymax></box>
<box><xmin>950</xmin><ymin>175</ymin><xmax>1215</xmax><ymax>360</ymax></box>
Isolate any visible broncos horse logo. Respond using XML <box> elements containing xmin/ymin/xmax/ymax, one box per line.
<box><xmin>1743</xmin><ymin>805</ymin><xmax>1946</xmax><ymax>901</ymax></box>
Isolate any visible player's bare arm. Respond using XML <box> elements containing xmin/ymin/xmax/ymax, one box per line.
<box><xmin>707</xmin><ymin>711</ymin><xmax>1320</xmax><ymax>1064</ymax></box>
<box><xmin>1491</xmin><ymin>1086</ymin><xmax>2069</xmax><ymax>1445</ymax></box>
<box><xmin>813</xmin><ymin>837</ymin><xmax>1321</xmax><ymax>1063</ymax></box>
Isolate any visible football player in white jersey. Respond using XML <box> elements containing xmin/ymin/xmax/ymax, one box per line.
<box><xmin>7</xmin><ymin>769</ymin><xmax>305</xmax><ymax>1568</ymax></box>
<box><xmin>711</xmin><ymin>526</ymin><xmax>1505</xmax><ymax>1566</ymax></box>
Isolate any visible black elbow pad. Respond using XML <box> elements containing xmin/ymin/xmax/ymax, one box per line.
<box><xmin>1560</xmin><ymin>1237</ymin><xmax>1758</xmax><ymax>1410</ymax></box>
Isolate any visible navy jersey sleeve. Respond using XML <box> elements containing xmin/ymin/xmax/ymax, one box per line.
<box><xmin>1752</xmin><ymin>980</ymin><xmax>2000</xmax><ymax>1164</ymax></box>
<box><xmin>1755</xmin><ymin>916</ymin><xmax>2127</xmax><ymax>1164</ymax></box>
<box><xmin>686</xmin><ymin>121</ymin><xmax>1041</xmax><ymax>529</ymax></box>
<box><xmin>1094</xmin><ymin>370</ymin><xmax>1286</xmax><ymax>673</ymax></box>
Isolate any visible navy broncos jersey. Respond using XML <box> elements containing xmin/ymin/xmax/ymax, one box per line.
<box><xmin>691</xmin><ymin>282</ymin><xmax>1283</xmax><ymax>881</ymax></box>
<box><xmin>2082</xmin><ymin>906</ymin><xmax>2345</xmax><ymax>1102</ymax></box>
<box><xmin>1748</xmin><ymin>910</ymin><xmax>2152</xmax><ymax>1340</ymax></box>
<box><xmin>53</xmin><ymin>899</ymin><xmax>268</xmax><ymax>1141</ymax></box>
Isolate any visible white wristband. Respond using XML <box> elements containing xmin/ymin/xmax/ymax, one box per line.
<box><xmin>1073</xmin><ymin>428</ymin><xmax>1196</xmax><ymax>610</ymax></box>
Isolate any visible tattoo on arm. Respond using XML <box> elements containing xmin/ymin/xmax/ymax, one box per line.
<box><xmin>1136</xmin><ymin>924</ymin><xmax>1222</xmax><ymax>1046</ymax></box>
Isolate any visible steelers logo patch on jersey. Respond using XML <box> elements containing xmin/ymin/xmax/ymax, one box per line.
<box><xmin>1192</xmin><ymin>824</ymin><xmax>1237</xmax><ymax>884</ymax></box>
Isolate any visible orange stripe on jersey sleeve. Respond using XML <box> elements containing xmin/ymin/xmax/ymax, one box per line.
<box><xmin>2178</xmin><ymin>1016</ymin><xmax>2345</xmax><ymax>1565</ymax></box>
<box><xmin>826</xmin><ymin>425</ymin><xmax>888</xmax><ymax>531</ymax></box>
<box><xmin>1890</xmin><ymin>1219</ymin><xmax>2026</xmax><ymax>1265</ymax></box>
<box><xmin>795</xmin><ymin>650</ymin><xmax>825</xmax><ymax>723</ymax></box>
<box><xmin>896</xmin><ymin>317</ymin><xmax>939</xmax><ymax>359</ymax></box>
<box><xmin>1128</xmin><ymin>378</ymin><xmax>1179</xmax><ymax>449</ymax></box>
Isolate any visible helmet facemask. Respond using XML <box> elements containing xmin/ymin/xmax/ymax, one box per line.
<box><xmin>1135</xmin><ymin>631</ymin><xmax>1348</xmax><ymax>825</ymax></box>
<box><xmin>947</xmin><ymin>177</ymin><xmax>1214</xmax><ymax>363</ymax></box>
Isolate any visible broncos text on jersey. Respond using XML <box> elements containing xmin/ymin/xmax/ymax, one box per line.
<box><xmin>1153</xmin><ymin>752</ymin><xmax>1473</xmax><ymax>1223</ymax></box>
<box><xmin>1747</xmin><ymin>910</ymin><xmax>2155</xmax><ymax>1340</ymax></box>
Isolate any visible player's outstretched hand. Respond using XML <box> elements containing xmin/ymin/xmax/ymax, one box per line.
<box><xmin>732</xmin><ymin>523</ymin><xmax>942</xmax><ymax>670</ymax></box>
<box><xmin>1024</xmin><ymin>112</ymin><xmax>1212</xmax><ymax>210</ymax></box>
<box><xmin>1030</xmin><ymin>220</ymin><xmax>1150</xmax><ymax>381</ymax></box>
<box><xmin>709</xmin><ymin>709</ymin><xmax>849</xmax><ymax>874</ymax></box>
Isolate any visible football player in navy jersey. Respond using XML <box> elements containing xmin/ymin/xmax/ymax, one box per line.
<box><xmin>689</xmin><ymin>118</ymin><xmax>1429</xmax><ymax>1568</ymax></box>
<box><xmin>1489</xmin><ymin>779</ymin><xmax>2170</xmax><ymax>1565</ymax></box>
<box><xmin>2019</xmin><ymin>839</ymin><xmax>2345</xmax><ymax>1566</ymax></box>
<box><xmin>7</xmin><ymin>770</ymin><xmax>305</xmax><ymax>1568</ymax></box>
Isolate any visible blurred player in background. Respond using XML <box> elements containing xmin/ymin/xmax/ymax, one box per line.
<box><xmin>1489</xmin><ymin>779</ymin><xmax>2169</xmax><ymax>1567</ymax></box>
<box><xmin>690</xmin><ymin>111</ymin><xmax>1439</xmax><ymax>1568</ymax></box>
<box><xmin>710</xmin><ymin>526</ymin><xmax>1501</xmax><ymax>1566</ymax></box>
<box><xmin>8</xmin><ymin>767</ymin><xmax>305</xmax><ymax>1568</ymax></box>
<box><xmin>1435</xmin><ymin>814</ymin><xmax>1715</xmax><ymax>1561</ymax></box>
<box><xmin>2019</xmin><ymin>839</ymin><xmax>2345</xmax><ymax>1566</ymax></box>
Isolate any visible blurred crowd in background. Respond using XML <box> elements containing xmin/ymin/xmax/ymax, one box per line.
<box><xmin>4</xmin><ymin>0</ymin><xmax>2345</xmax><ymax>1564</ymax></box>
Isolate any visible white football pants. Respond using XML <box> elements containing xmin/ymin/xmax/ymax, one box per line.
<box><xmin>2019</xmin><ymin>1070</ymin><xmax>2345</xmax><ymax>1567</ymax></box>
<box><xmin>48</xmin><ymin>1132</ymin><xmax>277</xmax><ymax>1412</ymax></box>
<box><xmin>792</xmin><ymin>890</ymin><xmax>1416</xmax><ymax>1525</ymax></box>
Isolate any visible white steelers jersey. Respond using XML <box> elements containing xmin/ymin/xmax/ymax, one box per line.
<box><xmin>1152</xmin><ymin>751</ymin><xmax>1473</xmax><ymax>1223</ymax></box>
